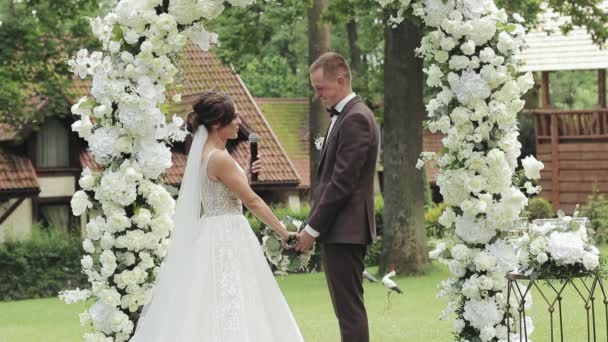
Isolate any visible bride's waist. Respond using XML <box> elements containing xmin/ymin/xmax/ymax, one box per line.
<box><xmin>201</xmin><ymin>210</ymin><xmax>243</xmax><ymax>218</ymax></box>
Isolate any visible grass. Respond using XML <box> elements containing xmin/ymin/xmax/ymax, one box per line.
<box><xmin>1</xmin><ymin>262</ymin><xmax>607</xmax><ymax>341</ymax></box>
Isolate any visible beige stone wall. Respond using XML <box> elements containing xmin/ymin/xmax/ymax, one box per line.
<box><xmin>0</xmin><ymin>198</ymin><xmax>33</xmax><ymax>243</ymax></box>
<box><xmin>38</xmin><ymin>176</ymin><xmax>76</xmax><ymax>198</ymax></box>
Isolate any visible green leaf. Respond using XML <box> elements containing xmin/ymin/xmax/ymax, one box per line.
<box><xmin>266</xmin><ymin>237</ymin><xmax>281</xmax><ymax>252</ymax></box>
<box><xmin>287</xmin><ymin>258</ymin><xmax>302</xmax><ymax>272</ymax></box>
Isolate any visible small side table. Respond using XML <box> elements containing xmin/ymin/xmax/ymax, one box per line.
<box><xmin>506</xmin><ymin>272</ymin><xmax>608</xmax><ymax>342</ymax></box>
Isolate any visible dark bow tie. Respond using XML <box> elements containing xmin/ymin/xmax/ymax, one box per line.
<box><xmin>326</xmin><ymin>107</ymin><xmax>340</xmax><ymax>118</ymax></box>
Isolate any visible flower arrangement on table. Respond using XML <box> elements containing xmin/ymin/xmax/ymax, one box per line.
<box><xmin>512</xmin><ymin>206</ymin><xmax>602</xmax><ymax>280</ymax></box>
<box><xmin>261</xmin><ymin>217</ymin><xmax>315</xmax><ymax>274</ymax></box>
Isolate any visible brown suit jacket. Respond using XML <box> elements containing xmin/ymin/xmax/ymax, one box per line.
<box><xmin>308</xmin><ymin>96</ymin><xmax>379</xmax><ymax>245</ymax></box>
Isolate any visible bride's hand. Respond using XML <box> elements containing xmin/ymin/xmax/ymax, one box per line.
<box><xmin>245</xmin><ymin>156</ymin><xmax>263</xmax><ymax>179</ymax></box>
<box><xmin>277</xmin><ymin>227</ymin><xmax>290</xmax><ymax>242</ymax></box>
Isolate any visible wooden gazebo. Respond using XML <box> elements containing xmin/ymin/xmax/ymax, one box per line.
<box><xmin>517</xmin><ymin>23</ymin><xmax>608</xmax><ymax>212</ymax></box>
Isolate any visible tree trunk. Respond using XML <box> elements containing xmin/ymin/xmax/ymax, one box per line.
<box><xmin>308</xmin><ymin>0</ymin><xmax>331</xmax><ymax>188</ymax></box>
<box><xmin>378</xmin><ymin>18</ymin><xmax>428</xmax><ymax>276</ymax></box>
<box><xmin>346</xmin><ymin>19</ymin><xmax>367</xmax><ymax>95</ymax></box>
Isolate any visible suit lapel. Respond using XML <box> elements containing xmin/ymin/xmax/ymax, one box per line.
<box><xmin>317</xmin><ymin>96</ymin><xmax>362</xmax><ymax>175</ymax></box>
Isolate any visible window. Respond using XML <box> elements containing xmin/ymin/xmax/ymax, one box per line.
<box><xmin>39</xmin><ymin>202</ymin><xmax>79</xmax><ymax>233</ymax></box>
<box><xmin>35</xmin><ymin>117</ymin><xmax>70</xmax><ymax>168</ymax></box>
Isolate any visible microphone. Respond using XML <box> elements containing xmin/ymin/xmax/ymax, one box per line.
<box><xmin>249</xmin><ymin>133</ymin><xmax>259</xmax><ymax>182</ymax></box>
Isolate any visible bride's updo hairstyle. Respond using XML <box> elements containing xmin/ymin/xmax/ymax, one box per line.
<box><xmin>188</xmin><ymin>91</ymin><xmax>237</xmax><ymax>133</ymax></box>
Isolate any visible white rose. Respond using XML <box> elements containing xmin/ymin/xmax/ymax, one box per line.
<box><xmin>424</xmin><ymin>64</ymin><xmax>443</xmax><ymax>87</ymax></box>
<box><xmin>448</xmin><ymin>55</ymin><xmax>470</xmax><ymax>70</ymax></box>
<box><xmin>71</xmin><ymin>191</ymin><xmax>93</xmax><ymax>216</ymax></box>
<box><xmin>460</xmin><ymin>40</ymin><xmax>476</xmax><ymax>55</ymax></box>
<box><xmin>83</xmin><ymin>239</ymin><xmax>95</xmax><ymax>254</ymax></box>
<box><xmin>536</xmin><ymin>252</ymin><xmax>549</xmax><ymax>264</ymax></box>
<box><xmin>497</xmin><ymin>31</ymin><xmax>514</xmax><ymax>53</ymax></box>
<box><xmin>81</xmin><ymin>255</ymin><xmax>94</xmax><ymax>269</ymax></box>
<box><xmin>521</xmin><ymin>155</ymin><xmax>544</xmax><ymax>180</ymax></box>
<box><xmin>583</xmin><ymin>252</ymin><xmax>599</xmax><ymax>270</ymax></box>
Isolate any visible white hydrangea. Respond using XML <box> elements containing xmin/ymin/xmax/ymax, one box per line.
<box><xmin>463</xmin><ymin>298</ymin><xmax>502</xmax><ymax>330</ymax></box>
<box><xmin>71</xmin><ymin>191</ymin><xmax>93</xmax><ymax>216</ymax></box>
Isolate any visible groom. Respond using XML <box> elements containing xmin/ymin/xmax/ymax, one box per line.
<box><xmin>296</xmin><ymin>52</ymin><xmax>379</xmax><ymax>342</ymax></box>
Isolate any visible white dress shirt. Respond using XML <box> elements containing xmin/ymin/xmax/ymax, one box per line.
<box><xmin>305</xmin><ymin>92</ymin><xmax>356</xmax><ymax>238</ymax></box>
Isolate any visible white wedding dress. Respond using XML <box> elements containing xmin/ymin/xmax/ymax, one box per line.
<box><xmin>130</xmin><ymin>126</ymin><xmax>304</xmax><ymax>342</ymax></box>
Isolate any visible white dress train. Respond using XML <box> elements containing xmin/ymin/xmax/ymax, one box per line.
<box><xmin>130</xmin><ymin>149</ymin><xmax>305</xmax><ymax>341</ymax></box>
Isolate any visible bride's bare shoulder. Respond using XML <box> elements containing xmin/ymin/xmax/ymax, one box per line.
<box><xmin>207</xmin><ymin>150</ymin><xmax>238</xmax><ymax>177</ymax></box>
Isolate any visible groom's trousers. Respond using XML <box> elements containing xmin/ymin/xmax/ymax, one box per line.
<box><xmin>322</xmin><ymin>243</ymin><xmax>369</xmax><ymax>342</ymax></box>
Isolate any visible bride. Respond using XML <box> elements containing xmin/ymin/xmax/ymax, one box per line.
<box><xmin>129</xmin><ymin>91</ymin><xmax>305</xmax><ymax>341</ymax></box>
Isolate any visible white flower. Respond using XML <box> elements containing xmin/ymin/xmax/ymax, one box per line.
<box><xmin>83</xmin><ymin>239</ymin><xmax>96</xmax><ymax>254</ymax></box>
<box><xmin>187</xmin><ymin>25</ymin><xmax>219</xmax><ymax>51</ymax></box>
<box><xmin>429</xmin><ymin>242</ymin><xmax>447</xmax><ymax>259</ymax></box>
<box><xmin>68</xmin><ymin>49</ymin><xmax>90</xmax><ymax>79</ymax></box>
<box><xmin>89</xmin><ymin>127</ymin><xmax>122</xmax><ymax>164</ymax></box>
<box><xmin>536</xmin><ymin>252</ymin><xmax>548</xmax><ymax>264</ymax></box>
<box><xmin>517</xmin><ymin>72</ymin><xmax>535</xmax><ymax>94</ymax></box>
<box><xmin>71</xmin><ymin>191</ymin><xmax>93</xmax><ymax>216</ymax></box>
<box><xmin>314</xmin><ymin>136</ymin><xmax>325</xmax><ymax>151</ymax></box>
<box><xmin>513</xmin><ymin>13</ymin><xmax>525</xmax><ymax>23</ymax></box>
<box><xmin>583</xmin><ymin>252</ymin><xmax>600</xmax><ymax>270</ymax></box>
<box><xmin>524</xmin><ymin>181</ymin><xmax>541</xmax><ymax>195</ymax></box>
<box><xmin>547</xmin><ymin>231</ymin><xmax>585</xmax><ymax>265</ymax></box>
<box><xmin>438</xmin><ymin>207</ymin><xmax>456</xmax><ymax>228</ymax></box>
<box><xmin>486</xmin><ymin>239</ymin><xmax>519</xmax><ymax>273</ymax></box>
<box><xmin>71</xmin><ymin>97</ymin><xmax>92</xmax><ymax>117</ymax></box>
<box><xmin>59</xmin><ymin>288</ymin><xmax>91</xmax><ymax>304</ymax></box>
<box><xmin>453</xmin><ymin>319</ymin><xmax>465</xmax><ymax>333</ymax></box>
<box><xmin>522</xmin><ymin>155</ymin><xmax>544</xmax><ymax>180</ymax></box>
<box><xmin>497</xmin><ymin>31</ymin><xmax>514</xmax><ymax>53</ymax></box>
<box><xmin>460</xmin><ymin>40</ymin><xmax>476</xmax><ymax>55</ymax></box>
<box><xmin>474</xmin><ymin>251</ymin><xmax>497</xmax><ymax>272</ymax></box>
<box><xmin>449</xmin><ymin>70</ymin><xmax>491</xmax><ymax>106</ymax></box>
<box><xmin>79</xmin><ymin>168</ymin><xmax>98</xmax><ymax>191</ymax></box>
<box><xmin>137</xmin><ymin>142</ymin><xmax>173</xmax><ymax>179</ymax></box>
<box><xmin>480</xmin><ymin>325</ymin><xmax>497</xmax><ymax>342</ymax></box>
<box><xmin>132</xmin><ymin>208</ymin><xmax>152</xmax><ymax>228</ymax></box>
<box><xmin>451</xmin><ymin>244</ymin><xmax>471</xmax><ymax>261</ymax></box>
<box><xmin>81</xmin><ymin>255</ymin><xmax>94</xmax><ymax>269</ymax></box>
<box><xmin>440</xmin><ymin>37</ymin><xmax>456</xmax><ymax>51</ymax></box>
<box><xmin>449</xmin><ymin>55</ymin><xmax>470</xmax><ymax>71</ymax></box>
<box><xmin>467</xmin><ymin>17</ymin><xmax>496</xmax><ymax>46</ymax></box>
<box><xmin>86</xmin><ymin>217</ymin><xmax>104</xmax><ymax>240</ymax></box>
<box><xmin>455</xmin><ymin>215</ymin><xmax>496</xmax><ymax>244</ymax></box>
<box><xmin>463</xmin><ymin>298</ymin><xmax>502</xmax><ymax>330</ymax></box>
<box><xmin>71</xmin><ymin>115</ymin><xmax>93</xmax><ymax>139</ymax></box>
<box><xmin>424</xmin><ymin>64</ymin><xmax>443</xmax><ymax>87</ymax></box>
<box><xmin>448</xmin><ymin>260</ymin><xmax>467</xmax><ymax>277</ymax></box>
<box><xmin>421</xmin><ymin>0</ymin><xmax>455</xmax><ymax>27</ymax></box>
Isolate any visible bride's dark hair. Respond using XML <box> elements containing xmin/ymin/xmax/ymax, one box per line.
<box><xmin>187</xmin><ymin>91</ymin><xmax>237</xmax><ymax>133</ymax></box>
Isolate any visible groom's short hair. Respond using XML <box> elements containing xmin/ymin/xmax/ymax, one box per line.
<box><xmin>309</xmin><ymin>52</ymin><xmax>352</xmax><ymax>81</ymax></box>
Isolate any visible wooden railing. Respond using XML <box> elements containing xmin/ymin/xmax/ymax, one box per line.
<box><xmin>525</xmin><ymin>108</ymin><xmax>608</xmax><ymax>140</ymax></box>
<box><xmin>524</xmin><ymin>108</ymin><xmax>608</xmax><ymax>211</ymax></box>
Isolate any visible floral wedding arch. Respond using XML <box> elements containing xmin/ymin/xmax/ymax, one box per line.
<box><xmin>60</xmin><ymin>0</ymin><xmax>544</xmax><ymax>341</ymax></box>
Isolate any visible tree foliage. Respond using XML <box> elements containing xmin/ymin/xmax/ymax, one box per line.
<box><xmin>0</xmin><ymin>0</ymin><xmax>107</xmax><ymax>130</ymax></box>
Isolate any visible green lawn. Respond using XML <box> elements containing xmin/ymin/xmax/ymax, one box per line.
<box><xmin>1</xmin><ymin>263</ymin><xmax>606</xmax><ymax>342</ymax></box>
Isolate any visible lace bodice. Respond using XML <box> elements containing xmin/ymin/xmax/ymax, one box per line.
<box><xmin>201</xmin><ymin>150</ymin><xmax>243</xmax><ymax>217</ymax></box>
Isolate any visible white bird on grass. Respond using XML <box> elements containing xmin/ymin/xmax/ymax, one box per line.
<box><xmin>362</xmin><ymin>269</ymin><xmax>378</xmax><ymax>283</ymax></box>
<box><xmin>382</xmin><ymin>264</ymin><xmax>403</xmax><ymax>311</ymax></box>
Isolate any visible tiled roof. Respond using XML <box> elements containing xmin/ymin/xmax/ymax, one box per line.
<box><xmin>68</xmin><ymin>43</ymin><xmax>299</xmax><ymax>185</ymax></box>
<box><xmin>422</xmin><ymin>130</ymin><xmax>444</xmax><ymax>182</ymax></box>
<box><xmin>256</xmin><ymin>98</ymin><xmax>310</xmax><ymax>189</ymax></box>
<box><xmin>0</xmin><ymin>124</ymin><xmax>18</xmax><ymax>142</ymax></box>
<box><xmin>0</xmin><ymin>148</ymin><xmax>40</xmax><ymax>194</ymax></box>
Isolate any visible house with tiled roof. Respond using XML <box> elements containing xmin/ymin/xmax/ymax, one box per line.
<box><xmin>254</xmin><ymin>97</ymin><xmax>444</xmax><ymax>197</ymax></box>
<box><xmin>256</xmin><ymin>98</ymin><xmax>310</xmax><ymax>191</ymax></box>
<box><xmin>0</xmin><ymin>42</ymin><xmax>302</xmax><ymax>241</ymax></box>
